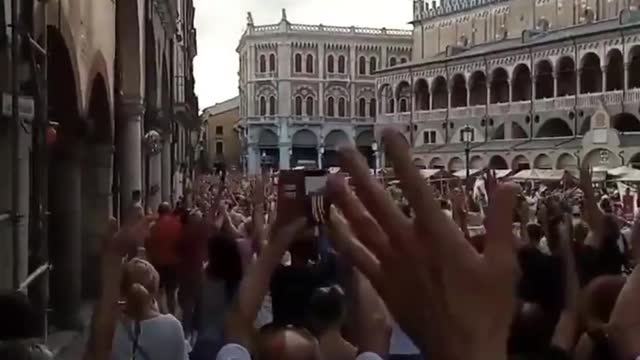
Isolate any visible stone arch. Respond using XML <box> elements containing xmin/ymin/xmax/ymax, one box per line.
<box><xmin>536</xmin><ymin>118</ymin><xmax>573</xmax><ymax>138</ymax></box>
<box><xmin>556</xmin><ymin>153</ymin><xmax>578</xmax><ymax>169</ymax></box>
<box><xmin>431</xmin><ymin>76</ymin><xmax>448</xmax><ymax>109</ymax></box>
<box><xmin>356</xmin><ymin>129</ymin><xmax>375</xmax><ymax>168</ymax></box>
<box><xmin>535</xmin><ymin>59</ymin><xmax>554</xmax><ymax>99</ymax></box>
<box><xmin>257</xmin><ymin>84</ymin><xmax>277</xmax><ymax>98</ymax></box>
<box><xmin>490</xmin><ymin>67</ymin><xmax>509</xmax><ymax>103</ymax></box>
<box><xmin>489</xmin><ymin>155</ymin><xmax>508</xmax><ymax>169</ymax></box>
<box><xmin>448</xmin><ymin>156</ymin><xmax>464</xmax><ymax>171</ymax></box>
<box><xmin>450</xmin><ymin>73</ymin><xmax>468</xmax><ymax>108</ymax></box>
<box><xmin>606</xmin><ymin>48</ymin><xmax>624</xmax><ymax>91</ymax></box>
<box><xmin>470</xmin><ymin>155</ymin><xmax>484</xmax><ymax>169</ymax></box>
<box><xmin>258</xmin><ymin>129</ymin><xmax>279</xmax><ymax>147</ymax></box>
<box><xmin>629</xmin><ymin>152</ymin><xmax>640</xmax><ymax>169</ymax></box>
<box><xmin>428</xmin><ymin>157</ymin><xmax>444</xmax><ymax>169</ymax></box>
<box><xmin>612</xmin><ymin>112</ymin><xmax>640</xmax><ymax>132</ymax></box>
<box><xmin>492</xmin><ymin>123</ymin><xmax>505</xmax><ymax>140</ymax></box>
<box><xmin>116</xmin><ymin>0</ymin><xmax>143</xmax><ymax>96</ymax></box>
<box><xmin>629</xmin><ymin>45</ymin><xmax>640</xmax><ymax>89</ymax></box>
<box><xmin>48</xmin><ymin>26</ymin><xmax>81</xmax><ymax>133</ymax></box>
<box><xmin>580</xmin><ymin>52</ymin><xmax>602</xmax><ymax>93</ymax></box>
<box><xmin>511</xmin><ymin>155</ymin><xmax>530</xmax><ymax>170</ymax></box>
<box><xmin>584</xmin><ymin>148</ymin><xmax>620</xmax><ymax>168</ymax></box>
<box><xmin>533</xmin><ymin>153</ymin><xmax>553</xmax><ymax>169</ymax></box>
<box><xmin>86</xmin><ymin>51</ymin><xmax>113</xmax><ymax>114</ymax></box>
<box><xmin>292</xmin><ymin>129</ymin><xmax>319</xmax><ymax>147</ymax></box>
<box><xmin>324</xmin><ymin>129</ymin><xmax>350</xmax><ymax>150</ymax></box>
<box><xmin>292</xmin><ymin>129</ymin><xmax>319</xmax><ymax>168</ymax></box>
<box><xmin>414</xmin><ymin>78</ymin><xmax>430</xmax><ymax>110</ymax></box>
<box><xmin>469</xmin><ymin>71</ymin><xmax>487</xmax><ymax>106</ymax></box>
<box><xmin>378</xmin><ymin>83</ymin><xmax>394</xmax><ymax>114</ymax></box>
<box><xmin>87</xmin><ymin>73</ymin><xmax>112</xmax><ymax>143</ymax></box>
<box><xmin>512</xmin><ymin>63</ymin><xmax>532</xmax><ymax>101</ymax></box>
<box><xmin>556</xmin><ymin>56</ymin><xmax>576</xmax><ymax>96</ymax></box>
<box><xmin>396</xmin><ymin>81</ymin><xmax>411</xmax><ymax>112</ymax></box>
<box><xmin>512</xmin><ymin>122</ymin><xmax>528</xmax><ymax>139</ymax></box>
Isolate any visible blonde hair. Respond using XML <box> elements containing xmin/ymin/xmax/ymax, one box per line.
<box><xmin>122</xmin><ymin>258</ymin><xmax>159</xmax><ymax>320</ymax></box>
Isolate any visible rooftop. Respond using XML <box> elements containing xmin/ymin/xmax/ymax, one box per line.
<box><xmin>201</xmin><ymin>96</ymin><xmax>240</xmax><ymax>118</ymax></box>
<box><xmin>240</xmin><ymin>8</ymin><xmax>412</xmax><ymax>40</ymax></box>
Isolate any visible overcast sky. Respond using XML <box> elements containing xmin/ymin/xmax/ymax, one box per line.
<box><xmin>192</xmin><ymin>0</ymin><xmax>412</xmax><ymax>110</ymax></box>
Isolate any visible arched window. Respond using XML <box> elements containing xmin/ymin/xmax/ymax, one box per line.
<box><xmin>294</xmin><ymin>53</ymin><xmax>302</xmax><ymax>73</ymax></box>
<box><xmin>388</xmin><ymin>99</ymin><xmax>395</xmax><ymax>113</ymax></box>
<box><xmin>370</xmin><ymin>57</ymin><xmax>377</xmax><ymax>73</ymax></box>
<box><xmin>338</xmin><ymin>55</ymin><xmax>346</xmax><ymax>73</ymax></box>
<box><xmin>369</xmin><ymin>99</ymin><xmax>377</xmax><ymax>118</ymax></box>
<box><xmin>327</xmin><ymin>97</ymin><xmax>335</xmax><ymax>116</ymax></box>
<box><xmin>295</xmin><ymin>96</ymin><xmax>303</xmax><ymax>115</ymax></box>
<box><xmin>390</xmin><ymin>57</ymin><xmax>397</xmax><ymax>67</ymax></box>
<box><xmin>259</xmin><ymin>55</ymin><xmax>266</xmax><ymax>73</ymax></box>
<box><xmin>327</xmin><ymin>55</ymin><xmax>335</xmax><ymax>73</ymax></box>
<box><xmin>269</xmin><ymin>54</ymin><xmax>276</xmax><ymax>72</ymax></box>
<box><xmin>305</xmin><ymin>97</ymin><xmax>314</xmax><ymax>116</ymax></box>
<box><xmin>359</xmin><ymin>56</ymin><xmax>366</xmax><ymax>75</ymax></box>
<box><xmin>358</xmin><ymin>98</ymin><xmax>367</xmax><ymax>116</ymax></box>
<box><xmin>259</xmin><ymin>96</ymin><xmax>267</xmax><ymax>116</ymax></box>
<box><xmin>400</xmin><ymin>57</ymin><xmax>408</xmax><ymax>64</ymax></box>
<box><xmin>269</xmin><ymin>96</ymin><xmax>276</xmax><ymax>115</ymax></box>
<box><xmin>338</xmin><ymin>97</ymin><xmax>347</xmax><ymax>117</ymax></box>
<box><xmin>399</xmin><ymin>98</ymin><xmax>408</xmax><ymax>112</ymax></box>
<box><xmin>306</xmin><ymin>54</ymin><xmax>314</xmax><ymax>73</ymax></box>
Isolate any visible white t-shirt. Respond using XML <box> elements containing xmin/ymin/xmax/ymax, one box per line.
<box><xmin>215</xmin><ymin>343</ymin><xmax>383</xmax><ymax>360</ymax></box>
<box><xmin>111</xmin><ymin>314</ymin><xmax>188</xmax><ymax>360</ymax></box>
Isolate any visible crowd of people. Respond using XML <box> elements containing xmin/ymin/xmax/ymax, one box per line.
<box><xmin>1</xmin><ymin>129</ymin><xmax>640</xmax><ymax>360</ymax></box>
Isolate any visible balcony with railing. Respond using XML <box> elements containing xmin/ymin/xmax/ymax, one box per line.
<box><xmin>245</xmin><ymin>115</ymin><xmax>375</xmax><ymax>125</ymax></box>
<box><xmin>377</xmin><ymin>89</ymin><xmax>640</xmax><ymax>124</ymax></box>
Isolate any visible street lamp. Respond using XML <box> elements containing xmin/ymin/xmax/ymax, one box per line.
<box><xmin>461</xmin><ymin>125</ymin><xmax>474</xmax><ymax>180</ymax></box>
<box><xmin>372</xmin><ymin>140</ymin><xmax>379</xmax><ymax>177</ymax></box>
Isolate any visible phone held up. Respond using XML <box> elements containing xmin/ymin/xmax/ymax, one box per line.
<box><xmin>277</xmin><ymin>169</ymin><xmax>330</xmax><ymax>226</ymax></box>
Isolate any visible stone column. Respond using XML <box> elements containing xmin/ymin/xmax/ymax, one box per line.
<box><xmin>486</xmin><ymin>83</ymin><xmax>491</xmax><ymax>106</ymax></box>
<box><xmin>118</xmin><ymin>97</ymin><xmax>144</xmax><ymax>215</ymax></box>
<box><xmin>279</xmin><ymin>143</ymin><xmax>290</xmax><ymax>170</ymax></box>
<box><xmin>148</xmin><ymin>152</ymin><xmax>162</xmax><ymax>212</ymax></box>
<box><xmin>601</xmin><ymin>66</ymin><xmax>607</xmax><ymax>91</ymax></box>
<box><xmin>50</xmin><ymin>139</ymin><xmax>82</xmax><ymax>329</ymax></box>
<box><xmin>161</xmin><ymin>137</ymin><xmax>172</xmax><ymax>202</ymax></box>
<box><xmin>553</xmin><ymin>75</ymin><xmax>558</xmax><ymax>98</ymax></box>
<box><xmin>248</xmin><ymin>144</ymin><xmax>260</xmax><ymax>175</ymax></box>
<box><xmin>317</xmin><ymin>146</ymin><xmax>323</xmax><ymax>169</ymax></box>
<box><xmin>624</xmin><ymin>62</ymin><xmax>629</xmax><ymax>90</ymax></box>
<box><xmin>577</xmin><ymin>69</ymin><xmax>582</xmax><ymax>94</ymax></box>
<box><xmin>82</xmin><ymin>144</ymin><xmax>113</xmax><ymax>298</ymax></box>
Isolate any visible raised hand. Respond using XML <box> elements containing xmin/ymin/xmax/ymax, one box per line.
<box><xmin>328</xmin><ymin>128</ymin><xmax>519</xmax><ymax>360</ymax></box>
<box><xmin>608</xmin><ymin>265</ymin><xmax>640</xmax><ymax>359</ymax></box>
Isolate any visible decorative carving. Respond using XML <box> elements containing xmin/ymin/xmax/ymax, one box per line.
<box><xmin>247</xmin><ymin>12</ymin><xmax>254</xmax><ymax>26</ymax></box>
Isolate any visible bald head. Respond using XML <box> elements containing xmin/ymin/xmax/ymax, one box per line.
<box><xmin>257</xmin><ymin>327</ymin><xmax>321</xmax><ymax>360</ymax></box>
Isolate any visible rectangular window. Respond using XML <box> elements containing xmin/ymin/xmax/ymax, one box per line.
<box><xmin>423</xmin><ymin>131</ymin><xmax>437</xmax><ymax>144</ymax></box>
<box><xmin>216</xmin><ymin>141</ymin><xmax>224</xmax><ymax>155</ymax></box>
<box><xmin>216</xmin><ymin>126</ymin><xmax>223</xmax><ymax>135</ymax></box>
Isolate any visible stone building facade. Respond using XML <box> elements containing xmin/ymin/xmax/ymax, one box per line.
<box><xmin>238</xmin><ymin>10</ymin><xmax>413</xmax><ymax>174</ymax></box>
<box><xmin>375</xmin><ymin>0</ymin><xmax>640</xmax><ymax>172</ymax></box>
<box><xmin>203</xmin><ymin>96</ymin><xmax>244</xmax><ymax>169</ymax></box>
<box><xmin>0</xmin><ymin>0</ymin><xmax>198</xmax><ymax>328</ymax></box>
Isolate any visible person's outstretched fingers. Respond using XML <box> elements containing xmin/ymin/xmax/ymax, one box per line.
<box><xmin>484</xmin><ymin>182</ymin><xmax>521</xmax><ymax>262</ymax></box>
<box><xmin>329</xmin><ymin>207</ymin><xmax>383</xmax><ymax>286</ymax></box>
<box><xmin>327</xmin><ymin>175</ymin><xmax>391</xmax><ymax>259</ymax></box>
<box><xmin>338</xmin><ymin>146</ymin><xmax>410</xmax><ymax>240</ymax></box>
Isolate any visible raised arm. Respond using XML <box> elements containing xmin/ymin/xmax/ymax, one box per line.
<box><xmin>579</xmin><ymin>166</ymin><xmax>604</xmax><ymax>247</ymax></box>
<box><xmin>224</xmin><ymin>218</ymin><xmax>306</xmax><ymax>349</ymax></box>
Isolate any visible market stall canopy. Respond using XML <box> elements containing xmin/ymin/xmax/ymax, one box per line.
<box><xmin>509</xmin><ymin>169</ymin><xmax>577</xmax><ymax>182</ymax></box>
<box><xmin>453</xmin><ymin>169</ymin><xmax>482</xmax><ymax>179</ymax></box>
<box><xmin>419</xmin><ymin>169</ymin><xmax>452</xmax><ymax>179</ymax></box>
<box><xmin>609</xmin><ymin>166</ymin><xmax>640</xmax><ymax>182</ymax></box>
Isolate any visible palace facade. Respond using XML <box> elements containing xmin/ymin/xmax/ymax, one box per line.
<box><xmin>237</xmin><ymin>10</ymin><xmax>413</xmax><ymax>174</ymax></box>
<box><xmin>375</xmin><ymin>0</ymin><xmax>640</xmax><ymax>172</ymax></box>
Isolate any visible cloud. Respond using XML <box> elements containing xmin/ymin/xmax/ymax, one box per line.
<box><xmin>193</xmin><ymin>0</ymin><xmax>411</xmax><ymax>110</ymax></box>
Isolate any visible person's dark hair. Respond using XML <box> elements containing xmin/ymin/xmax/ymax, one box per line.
<box><xmin>468</xmin><ymin>199</ymin><xmax>481</xmax><ymax>213</ymax></box>
<box><xmin>132</xmin><ymin>190</ymin><xmax>142</xmax><ymax>202</ymax></box>
<box><xmin>307</xmin><ymin>285</ymin><xmax>346</xmax><ymax>336</ymax></box>
<box><xmin>289</xmin><ymin>230</ymin><xmax>318</xmax><ymax>265</ymax></box>
<box><xmin>598</xmin><ymin>214</ymin><xmax>627</xmax><ymax>273</ymax></box>
<box><xmin>526</xmin><ymin>223</ymin><xmax>543</xmax><ymax>244</ymax></box>
<box><xmin>207</xmin><ymin>232</ymin><xmax>243</xmax><ymax>300</ymax></box>
<box><xmin>157</xmin><ymin>202</ymin><xmax>171</xmax><ymax>216</ymax></box>
<box><xmin>508</xmin><ymin>302</ymin><xmax>556</xmax><ymax>357</ymax></box>
<box><xmin>0</xmin><ymin>291</ymin><xmax>38</xmax><ymax>340</ymax></box>
<box><xmin>440</xmin><ymin>199</ymin><xmax>450</xmax><ymax>211</ymax></box>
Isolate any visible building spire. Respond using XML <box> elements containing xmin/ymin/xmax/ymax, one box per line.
<box><xmin>281</xmin><ymin>8</ymin><xmax>288</xmax><ymax>22</ymax></box>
